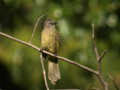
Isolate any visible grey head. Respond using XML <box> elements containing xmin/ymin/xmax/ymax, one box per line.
<box><xmin>44</xmin><ymin>18</ymin><xmax>56</xmax><ymax>28</ymax></box>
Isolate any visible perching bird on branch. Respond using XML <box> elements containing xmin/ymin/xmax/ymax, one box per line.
<box><xmin>41</xmin><ymin>18</ymin><xmax>61</xmax><ymax>85</ymax></box>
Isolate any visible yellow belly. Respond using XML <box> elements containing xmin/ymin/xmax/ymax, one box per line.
<box><xmin>41</xmin><ymin>28</ymin><xmax>58</xmax><ymax>53</ymax></box>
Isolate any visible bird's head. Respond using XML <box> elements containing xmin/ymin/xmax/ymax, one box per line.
<box><xmin>44</xmin><ymin>18</ymin><xmax>56</xmax><ymax>28</ymax></box>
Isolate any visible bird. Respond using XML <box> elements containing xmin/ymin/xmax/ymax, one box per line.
<box><xmin>41</xmin><ymin>18</ymin><xmax>61</xmax><ymax>85</ymax></box>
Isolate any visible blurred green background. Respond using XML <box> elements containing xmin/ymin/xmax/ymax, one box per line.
<box><xmin>0</xmin><ymin>0</ymin><xmax>120</xmax><ymax>90</ymax></box>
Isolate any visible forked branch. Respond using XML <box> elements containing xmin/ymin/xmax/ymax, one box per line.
<box><xmin>0</xmin><ymin>32</ymin><xmax>98</xmax><ymax>75</ymax></box>
<box><xmin>92</xmin><ymin>24</ymin><xmax>108</xmax><ymax>90</ymax></box>
<box><xmin>0</xmin><ymin>23</ymin><xmax>108</xmax><ymax>90</ymax></box>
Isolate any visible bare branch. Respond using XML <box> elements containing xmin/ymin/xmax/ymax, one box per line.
<box><xmin>0</xmin><ymin>32</ymin><xmax>40</xmax><ymax>50</ymax></box>
<box><xmin>92</xmin><ymin>24</ymin><xmax>108</xmax><ymax>90</ymax></box>
<box><xmin>40</xmin><ymin>54</ymin><xmax>49</xmax><ymax>90</ymax></box>
<box><xmin>96</xmin><ymin>74</ymin><xmax>108</xmax><ymax>90</ymax></box>
<box><xmin>0</xmin><ymin>32</ymin><xmax>98</xmax><ymax>75</ymax></box>
<box><xmin>29</xmin><ymin>15</ymin><xmax>44</xmax><ymax>43</ymax></box>
<box><xmin>92</xmin><ymin>24</ymin><xmax>99</xmax><ymax>61</ymax></box>
<box><xmin>99</xmin><ymin>50</ymin><xmax>107</xmax><ymax>63</ymax></box>
<box><xmin>0</xmin><ymin>23</ymin><xmax>109</xmax><ymax>90</ymax></box>
<box><xmin>108</xmin><ymin>74</ymin><xmax>119</xmax><ymax>90</ymax></box>
<box><xmin>42</xmin><ymin>50</ymin><xmax>98</xmax><ymax>75</ymax></box>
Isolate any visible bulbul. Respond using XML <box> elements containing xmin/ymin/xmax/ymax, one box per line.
<box><xmin>41</xmin><ymin>18</ymin><xmax>61</xmax><ymax>85</ymax></box>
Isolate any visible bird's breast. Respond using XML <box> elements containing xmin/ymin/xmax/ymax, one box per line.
<box><xmin>41</xmin><ymin>28</ymin><xmax>57</xmax><ymax>53</ymax></box>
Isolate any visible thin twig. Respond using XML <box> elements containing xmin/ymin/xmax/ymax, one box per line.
<box><xmin>92</xmin><ymin>24</ymin><xmax>100</xmax><ymax>61</ymax></box>
<box><xmin>108</xmin><ymin>74</ymin><xmax>119</xmax><ymax>90</ymax></box>
<box><xmin>99</xmin><ymin>50</ymin><xmax>107</xmax><ymax>63</ymax></box>
<box><xmin>96</xmin><ymin>74</ymin><xmax>108</xmax><ymax>90</ymax></box>
<box><xmin>0</xmin><ymin>24</ymin><xmax>109</xmax><ymax>89</ymax></box>
<box><xmin>0</xmin><ymin>32</ymin><xmax>40</xmax><ymax>50</ymax></box>
<box><xmin>0</xmin><ymin>32</ymin><xmax>98</xmax><ymax>75</ymax></box>
<box><xmin>42</xmin><ymin>50</ymin><xmax>98</xmax><ymax>75</ymax></box>
<box><xmin>29</xmin><ymin>15</ymin><xmax>44</xmax><ymax>43</ymax></box>
<box><xmin>40</xmin><ymin>54</ymin><xmax>49</xmax><ymax>90</ymax></box>
<box><xmin>92</xmin><ymin>24</ymin><xmax>108</xmax><ymax>90</ymax></box>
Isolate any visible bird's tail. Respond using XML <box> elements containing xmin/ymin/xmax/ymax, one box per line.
<box><xmin>48</xmin><ymin>61</ymin><xmax>61</xmax><ymax>85</ymax></box>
